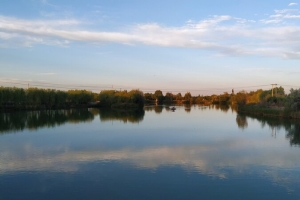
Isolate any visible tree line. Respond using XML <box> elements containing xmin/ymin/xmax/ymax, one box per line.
<box><xmin>144</xmin><ymin>89</ymin><xmax>237</xmax><ymax>104</ymax></box>
<box><xmin>0</xmin><ymin>87</ymin><xmax>96</xmax><ymax>109</ymax></box>
<box><xmin>230</xmin><ymin>87</ymin><xmax>300</xmax><ymax>113</ymax></box>
<box><xmin>1</xmin><ymin>86</ymin><xmax>300</xmax><ymax>113</ymax></box>
<box><xmin>0</xmin><ymin>87</ymin><xmax>144</xmax><ymax>110</ymax></box>
<box><xmin>98</xmin><ymin>89</ymin><xmax>144</xmax><ymax>109</ymax></box>
<box><xmin>144</xmin><ymin>87</ymin><xmax>300</xmax><ymax>112</ymax></box>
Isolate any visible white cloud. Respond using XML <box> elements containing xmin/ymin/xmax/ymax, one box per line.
<box><xmin>284</xmin><ymin>14</ymin><xmax>300</xmax><ymax>18</ymax></box>
<box><xmin>269</xmin><ymin>9</ymin><xmax>300</xmax><ymax>20</ymax></box>
<box><xmin>289</xmin><ymin>2</ymin><xmax>298</xmax><ymax>6</ymax></box>
<box><xmin>260</xmin><ymin>19</ymin><xmax>282</xmax><ymax>24</ymax></box>
<box><xmin>0</xmin><ymin>8</ymin><xmax>300</xmax><ymax>59</ymax></box>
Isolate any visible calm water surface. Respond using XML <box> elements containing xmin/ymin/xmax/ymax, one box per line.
<box><xmin>0</xmin><ymin>105</ymin><xmax>300</xmax><ymax>199</ymax></box>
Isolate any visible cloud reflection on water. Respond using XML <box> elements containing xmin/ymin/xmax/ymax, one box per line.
<box><xmin>1</xmin><ymin>105</ymin><xmax>300</xmax><ymax>194</ymax></box>
<box><xmin>1</xmin><ymin>137</ymin><xmax>299</xmax><ymax>182</ymax></box>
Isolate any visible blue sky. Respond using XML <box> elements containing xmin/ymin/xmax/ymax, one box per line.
<box><xmin>1</xmin><ymin>0</ymin><xmax>300</xmax><ymax>95</ymax></box>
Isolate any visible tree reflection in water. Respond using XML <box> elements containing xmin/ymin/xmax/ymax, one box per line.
<box><xmin>154</xmin><ymin>106</ymin><xmax>163</xmax><ymax>114</ymax></box>
<box><xmin>99</xmin><ymin>108</ymin><xmax>144</xmax><ymax>123</ymax></box>
<box><xmin>236</xmin><ymin>114</ymin><xmax>248</xmax><ymax>129</ymax></box>
<box><xmin>211</xmin><ymin>104</ymin><xmax>230</xmax><ymax>113</ymax></box>
<box><xmin>0</xmin><ymin>108</ymin><xmax>145</xmax><ymax>133</ymax></box>
<box><xmin>144</xmin><ymin>105</ymin><xmax>164</xmax><ymax>113</ymax></box>
<box><xmin>236</xmin><ymin>113</ymin><xmax>300</xmax><ymax>146</ymax></box>
<box><xmin>184</xmin><ymin>105</ymin><xmax>191</xmax><ymax>113</ymax></box>
<box><xmin>0</xmin><ymin>109</ymin><xmax>94</xmax><ymax>133</ymax></box>
<box><xmin>286</xmin><ymin>124</ymin><xmax>300</xmax><ymax>146</ymax></box>
<box><xmin>2</xmin><ymin>107</ymin><xmax>299</xmax><ymax>146</ymax></box>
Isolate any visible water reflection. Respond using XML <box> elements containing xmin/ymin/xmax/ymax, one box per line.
<box><xmin>0</xmin><ymin>109</ymin><xmax>94</xmax><ymax>133</ymax></box>
<box><xmin>236</xmin><ymin>114</ymin><xmax>248</xmax><ymax>129</ymax></box>
<box><xmin>144</xmin><ymin>105</ymin><xmax>163</xmax><ymax>113</ymax></box>
<box><xmin>184</xmin><ymin>105</ymin><xmax>191</xmax><ymax>113</ymax></box>
<box><xmin>210</xmin><ymin>104</ymin><xmax>230</xmax><ymax>113</ymax></box>
<box><xmin>154</xmin><ymin>106</ymin><xmax>163</xmax><ymax>114</ymax></box>
<box><xmin>236</xmin><ymin>113</ymin><xmax>300</xmax><ymax>146</ymax></box>
<box><xmin>145</xmin><ymin>105</ymin><xmax>180</xmax><ymax>113</ymax></box>
<box><xmin>0</xmin><ymin>108</ymin><xmax>145</xmax><ymax>133</ymax></box>
<box><xmin>99</xmin><ymin>108</ymin><xmax>144</xmax><ymax>123</ymax></box>
<box><xmin>286</xmin><ymin>124</ymin><xmax>300</xmax><ymax>146</ymax></box>
<box><xmin>1</xmin><ymin>139</ymin><xmax>299</xmax><ymax>174</ymax></box>
<box><xmin>1</xmin><ymin>136</ymin><xmax>300</xmax><ymax>194</ymax></box>
<box><xmin>1</xmin><ymin>105</ymin><xmax>300</xmax><ymax>199</ymax></box>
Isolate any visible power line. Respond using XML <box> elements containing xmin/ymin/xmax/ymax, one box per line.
<box><xmin>133</xmin><ymin>85</ymin><xmax>271</xmax><ymax>92</ymax></box>
<box><xmin>0</xmin><ymin>80</ymin><xmax>113</xmax><ymax>91</ymax></box>
<box><xmin>1</xmin><ymin>79</ymin><xmax>296</xmax><ymax>94</ymax></box>
<box><xmin>281</xmin><ymin>84</ymin><xmax>300</xmax><ymax>88</ymax></box>
<box><xmin>0</xmin><ymin>81</ymin><xmax>28</xmax><ymax>86</ymax></box>
<box><xmin>0</xmin><ymin>80</ymin><xmax>111</xmax><ymax>89</ymax></box>
<box><xmin>0</xmin><ymin>80</ymin><xmax>271</xmax><ymax>91</ymax></box>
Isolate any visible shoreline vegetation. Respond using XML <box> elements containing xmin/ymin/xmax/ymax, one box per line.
<box><xmin>0</xmin><ymin>87</ymin><xmax>144</xmax><ymax>111</ymax></box>
<box><xmin>0</xmin><ymin>86</ymin><xmax>300</xmax><ymax>119</ymax></box>
<box><xmin>235</xmin><ymin>87</ymin><xmax>300</xmax><ymax>119</ymax></box>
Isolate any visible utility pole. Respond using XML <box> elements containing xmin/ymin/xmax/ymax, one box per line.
<box><xmin>28</xmin><ymin>83</ymin><xmax>29</xmax><ymax>89</ymax></box>
<box><xmin>271</xmin><ymin>84</ymin><xmax>277</xmax><ymax>97</ymax></box>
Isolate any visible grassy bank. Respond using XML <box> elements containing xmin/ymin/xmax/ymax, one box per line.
<box><xmin>238</xmin><ymin>103</ymin><xmax>300</xmax><ymax>119</ymax></box>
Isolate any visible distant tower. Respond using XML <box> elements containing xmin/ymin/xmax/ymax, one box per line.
<box><xmin>232</xmin><ymin>89</ymin><xmax>234</xmax><ymax>95</ymax></box>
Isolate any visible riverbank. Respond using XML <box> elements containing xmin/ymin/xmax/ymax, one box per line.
<box><xmin>238</xmin><ymin>103</ymin><xmax>300</xmax><ymax>119</ymax></box>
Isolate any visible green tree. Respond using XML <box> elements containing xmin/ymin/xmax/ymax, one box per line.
<box><xmin>175</xmin><ymin>93</ymin><xmax>182</xmax><ymax>101</ymax></box>
<box><xmin>99</xmin><ymin>90</ymin><xmax>116</xmax><ymax>106</ymax></box>
<box><xmin>184</xmin><ymin>92</ymin><xmax>192</xmax><ymax>100</ymax></box>
<box><xmin>219</xmin><ymin>92</ymin><xmax>230</xmax><ymax>104</ymax></box>
<box><xmin>144</xmin><ymin>93</ymin><xmax>154</xmax><ymax>101</ymax></box>
<box><xmin>285</xmin><ymin>88</ymin><xmax>300</xmax><ymax>112</ymax></box>
<box><xmin>235</xmin><ymin>91</ymin><xmax>247</xmax><ymax>105</ymax></box>
<box><xmin>164</xmin><ymin>92</ymin><xmax>174</xmax><ymax>102</ymax></box>
<box><xmin>128</xmin><ymin>90</ymin><xmax>145</xmax><ymax>108</ymax></box>
<box><xmin>154</xmin><ymin>90</ymin><xmax>164</xmax><ymax>104</ymax></box>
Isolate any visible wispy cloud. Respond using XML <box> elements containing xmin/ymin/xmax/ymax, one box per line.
<box><xmin>289</xmin><ymin>2</ymin><xmax>298</xmax><ymax>6</ymax></box>
<box><xmin>261</xmin><ymin>9</ymin><xmax>300</xmax><ymax>23</ymax></box>
<box><xmin>40</xmin><ymin>0</ymin><xmax>59</xmax><ymax>9</ymax></box>
<box><xmin>95</xmin><ymin>51</ymin><xmax>111</xmax><ymax>55</ymax></box>
<box><xmin>0</xmin><ymin>6</ymin><xmax>300</xmax><ymax>59</ymax></box>
<box><xmin>0</xmin><ymin>71</ymin><xmax>57</xmax><ymax>77</ymax></box>
<box><xmin>34</xmin><ymin>72</ymin><xmax>57</xmax><ymax>75</ymax></box>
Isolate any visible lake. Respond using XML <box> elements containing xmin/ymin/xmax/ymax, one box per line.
<box><xmin>0</xmin><ymin>105</ymin><xmax>300</xmax><ymax>199</ymax></box>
